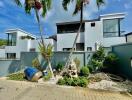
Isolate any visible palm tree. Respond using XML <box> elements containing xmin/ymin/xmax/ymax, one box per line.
<box><xmin>62</xmin><ymin>0</ymin><xmax>104</xmax><ymax>70</ymax></box>
<box><xmin>14</xmin><ymin>0</ymin><xmax>54</xmax><ymax>78</ymax></box>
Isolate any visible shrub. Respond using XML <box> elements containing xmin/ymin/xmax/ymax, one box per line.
<box><xmin>71</xmin><ymin>77</ymin><xmax>80</xmax><ymax>86</ymax></box>
<box><xmin>57</xmin><ymin>78</ymin><xmax>66</xmax><ymax>85</ymax></box>
<box><xmin>78</xmin><ymin>77</ymin><xmax>88</xmax><ymax>87</ymax></box>
<box><xmin>57</xmin><ymin>76</ymin><xmax>88</xmax><ymax>88</ymax></box>
<box><xmin>64</xmin><ymin>77</ymin><xmax>73</xmax><ymax>86</ymax></box>
<box><xmin>7</xmin><ymin>72</ymin><xmax>25</xmax><ymax>81</ymax></box>
<box><xmin>43</xmin><ymin>71</ymin><xmax>52</xmax><ymax>81</ymax></box>
<box><xmin>80</xmin><ymin>66</ymin><xmax>90</xmax><ymax>77</ymax></box>
<box><xmin>92</xmin><ymin>46</ymin><xmax>105</xmax><ymax>61</ymax></box>
<box><xmin>103</xmin><ymin>53</ymin><xmax>118</xmax><ymax>68</ymax></box>
<box><xmin>89</xmin><ymin>46</ymin><xmax>105</xmax><ymax>72</ymax></box>
<box><xmin>32</xmin><ymin>58</ymin><xmax>43</xmax><ymax>71</ymax></box>
<box><xmin>56</xmin><ymin>62</ymin><xmax>64</xmax><ymax>72</ymax></box>
<box><xmin>91</xmin><ymin>59</ymin><xmax>103</xmax><ymax>70</ymax></box>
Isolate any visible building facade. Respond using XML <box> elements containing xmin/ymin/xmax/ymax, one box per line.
<box><xmin>0</xmin><ymin>13</ymin><xmax>127</xmax><ymax>59</ymax></box>
<box><xmin>0</xmin><ymin>29</ymin><xmax>56</xmax><ymax>59</ymax></box>
<box><xmin>56</xmin><ymin>13</ymin><xmax>126</xmax><ymax>51</ymax></box>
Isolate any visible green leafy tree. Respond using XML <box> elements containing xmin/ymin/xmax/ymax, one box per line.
<box><xmin>62</xmin><ymin>0</ymin><xmax>105</xmax><ymax>70</ymax></box>
<box><xmin>0</xmin><ymin>39</ymin><xmax>7</xmax><ymax>46</ymax></box>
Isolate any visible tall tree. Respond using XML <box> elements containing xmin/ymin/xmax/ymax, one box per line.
<box><xmin>62</xmin><ymin>0</ymin><xmax>104</xmax><ymax>69</ymax></box>
<box><xmin>14</xmin><ymin>0</ymin><xmax>54</xmax><ymax>78</ymax></box>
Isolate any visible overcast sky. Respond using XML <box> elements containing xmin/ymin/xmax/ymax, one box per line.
<box><xmin>0</xmin><ymin>0</ymin><xmax>132</xmax><ymax>39</ymax></box>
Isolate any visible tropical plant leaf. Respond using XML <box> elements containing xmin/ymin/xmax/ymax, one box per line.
<box><xmin>14</xmin><ymin>0</ymin><xmax>22</xmax><ymax>6</ymax></box>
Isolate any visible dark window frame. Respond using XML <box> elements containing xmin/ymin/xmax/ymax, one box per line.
<box><xmin>103</xmin><ymin>18</ymin><xmax>123</xmax><ymax>38</ymax></box>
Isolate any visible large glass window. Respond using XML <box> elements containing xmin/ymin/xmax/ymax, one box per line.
<box><xmin>57</xmin><ymin>23</ymin><xmax>85</xmax><ymax>33</ymax></box>
<box><xmin>7</xmin><ymin>33</ymin><xmax>17</xmax><ymax>46</ymax></box>
<box><xmin>103</xmin><ymin>19</ymin><xmax>120</xmax><ymax>37</ymax></box>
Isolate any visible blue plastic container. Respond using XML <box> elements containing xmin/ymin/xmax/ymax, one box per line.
<box><xmin>24</xmin><ymin>67</ymin><xmax>38</xmax><ymax>81</ymax></box>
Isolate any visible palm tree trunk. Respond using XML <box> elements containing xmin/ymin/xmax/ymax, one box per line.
<box><xmin>47</xmin><ymin>59</ymin><xmax>54</xmax><ymax>78</ymax></box>
<box><xmin>35</xmin><ymin>8</ymin><xmax>54</xmax><ymax>78</ymax></box>
<box><xmin>64</xmin><ymin>1</ymin><xmax>84</xmax><ymax>69</ymax></box>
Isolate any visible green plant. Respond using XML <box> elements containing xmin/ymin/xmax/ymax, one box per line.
<box><xmin>56</xmin><ymin>62</ymin><xmax>64</xmax><ymax>72</ymax></box>
<box><xmin>80</xmin><ymin>66</ymin><xmax>90</xmax><ymax>77</ymax></box>
<box><xmin>78</xmin><ymin>77</ymin><xmax>88</xmax><ymax>87</ymax></box>
<box><xmin>71</xmin><ymin>77</ymin><xmax>80</xmax><ymax>86</ymax></box>
<box><xmin>7</xmin><ymin>72</ymin><xmax>25</xmax><ymax>81</ymax></box>
<box><xmin>32</xmin><ymin>58</ymin><xmax>43</xmax><ymax>71</ymax></box>
<box><xmin>39</xmin><ymin>43</ymin><xmax>54</xmax><ymax>78</ymax></box>
<box><xmin>43</xmin><ymin>71</ymin><xmax>52</xmax><ymax>81</ymax></box>
<box><xmin>89</xmin><ymin>46</ymin><xmax>105</xmax><ymax>72</ymax></box>
<box><xmin>92</xmin><ymin>46</ymin><xmax>105</xmax><ymax>61</ymax></box>
<box><xmin>103</xmin><ymin>53</ymin><xmax>118</xmax><ymax>68</ymax></box>
<box><xmin>64</xmin><ymin>77</ymin><xmax>73</xmax><ymax>86</ymax></box>
<box><xmin>57</xmin><ymin>78</ymin><xmax>66</xmax><ymax>85</ymax></box>
<box><xmin>91</xmin><ymin>59</ymin><xmax>103</xmax><ymax>70</ymax></box>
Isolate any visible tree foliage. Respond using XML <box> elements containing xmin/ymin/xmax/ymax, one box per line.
<box><xmin>0</xmin><ymin>39</ymin><xmax>7</xmax><ymax>46</ymax></box>
<box><xmin>62</xmin><ymin>0</ymin><xmax>104</xmax><ymax>15</ymax></box>
<box><xmin>14</xmin><ymin>0</ymin><xmax>52</xmax><ymax>17</ymax></box>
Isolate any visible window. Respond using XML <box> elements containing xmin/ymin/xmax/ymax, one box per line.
<box><xmin>91</xmin><ymin>22</ymin><xmax>95</xmax><ymax>27</ymax></box>
<box><xmin>103</xmin><ymin>19</ymin><xmax>120</xmax><ymax>37</ymax></box>
<box><xmin>87</xmin><ymin>47</ymin><xmax>92</xmax><ymax>51</ymax></box>
<box><xmin>7</xmin><ymin>53</ymin><xmax>16</xmax><ymax>59</ymax></box>
<box><xmin>7</xmin><ymin>33</ymin><xmax>17</xmax><ymax>46</ymax></box>
<box><xmin>63</xmin><ymin>48</ymin><xmax>75</xmax><ymax>51</ymax></box>
<box><xmin>30</xmin><ymin>48</ymin><xmax>36</xmax><ymax>52</ymax></box>
<box><xmin>76</xmin><ymin>43</ymin><xmax>84</xmax><ymax>51</ymax></box>
<box><xmin>57</xmin><ymin>23</ymin><xmax>85</xmax><ymax>33</ymax></box>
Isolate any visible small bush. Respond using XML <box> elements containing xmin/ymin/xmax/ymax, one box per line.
<box><xmin>79</xmin><ymin>77</ymin><xmax>88</xmax><ymax>87</ymax></box>
<box><xmin>7</xmin><ymin>72</ymin><xmax>25</xmax><ymax>81</ymax></box>
<box><xmin>64</xmin><ymin>77</ymin><xmax>73</xmax><ymax>86</ymax></box>
<box><xmin>80</xmin><ymin>67</ymin><xmax>90</xmax><ymax>77</ymax></box>
<box><xmin>57</xmin><ymin>78</ymin><xmax>66</xmax><ymax>85</ymax></box>
<box><xmin>56</xmin><ymin>62</ymin><xmax>64</xmax><ymax>72</ymax></box>
<box><xmin>32</xmin><ymin>58</ymin><xmax>43</xmax><ymax>71</ymax></box>
<box><xmin>103</xmin><ymin>53</ymin><xmax>118</xmax><ymax>68</ymax></box>
<box><xmin>43</xmin><ymin>71</ymin><xmax>52</xmax><ymax>81</ymax></box>
<box><xmin>71</xmin><ymin>77</ymin><xmax>80</xmax><ymax>86</ymax></box>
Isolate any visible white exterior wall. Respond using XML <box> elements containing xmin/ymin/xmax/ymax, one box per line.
<box><xmin>103</xmin><ymin>37</ymin><xmax>126</xmax><ymax>47</ymax></box>
<box><xmin>85</xmin><ymin>21</ymin><xmax>103</xmax><ymax>51</ymax></box>
<box><xmin>57</xmin><ymin>32</ymin><xmax>84</xmax><ymax>51</ymax></box>
<box><xmin>127</xmin><ymin>35</ymin><xmax>132</xmax><ymax>43</ymax></box>
<box><xmin>0</xmin><ymin>49</ymin><xmax>5</xmax><ymax>58</ymax></box>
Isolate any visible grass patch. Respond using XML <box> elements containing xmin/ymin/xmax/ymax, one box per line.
<box><xmin>7</xmin><ymin>72</ymin><xmax>26</xmax><ymax>81</ymax></box>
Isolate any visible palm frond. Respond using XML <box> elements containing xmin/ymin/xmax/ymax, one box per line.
<box><xmin>14</xmin><ymin>0</ymin><xmax>22</xmax><ymax>6</ymax></box>
<box><xmin>96</xmin><ymin>0</ymin><xmax>105</xmax><ymax>8</ymax></box>
<box><xmin>41</xmin><ymin>0</ymin><xmax>52</xmax><ymax>17</ymax></box>
<box><xmin>62</xmin><ymin>0</ymin><xmax>71</xmax><ymax>10</ymax></box>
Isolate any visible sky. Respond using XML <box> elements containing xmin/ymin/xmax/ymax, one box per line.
<box><xmin>0</xmin><ymin>0</ymin><xmax>132</xmax><ymax>39</ymax></box>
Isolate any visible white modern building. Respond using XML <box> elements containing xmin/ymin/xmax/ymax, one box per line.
<box><xmin>0</xmin><ymin>13</ymin><xmax>127</xmax><ymax>59</ymax></box>
<box><xmin>56</xmin><ymin>13</ymin><xmax>126</xmax><ymax>51</ymax></box>
<box><xmin>0</xmin><ymin>29</ymin><xmax>56</xmax><ymax>59</ymax></box>
<box><xmin>125</xmin><ymin>32</ymin><xmax>132</xmax><ymax>43</ymax></box>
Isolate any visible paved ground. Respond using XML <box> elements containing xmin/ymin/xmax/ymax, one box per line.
<box><xmin>0</xmin><ymin>80</ymin><xmax>131</xmax><ymax>100</ymax></box>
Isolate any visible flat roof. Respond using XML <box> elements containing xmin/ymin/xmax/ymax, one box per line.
<box><xmin>5</xmin><ymin>29</ymin><xmax>37</xmax><ymax>39</ymax></box>
<box><xmin>125</xmin><ymin>32</ymin><xmax>132</xmax><ymax>36</ymax></box>
<box><xmin>56</xmin><ymin>13</ymin><xmax>125</xmax><ymax>25</ymax></box>
<box><xmin>56</xmin><ymin>19</ymin><xmax>99</xmax><ymax>25</ymax></box>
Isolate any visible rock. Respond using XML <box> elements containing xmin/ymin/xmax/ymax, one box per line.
<box><xmin>88</xmin><ymin>80</ymin><xmax>126</xmax><ymax>92</ymax></box>
<box><xmin>89</xmin><ymin>72</ymin><xmax>111</xmax><ymax>82</ymax></box>
<box><xmin>67</xmin><ymin>59</ymin><xmax>78</xmax><ymax>78</ymax></box>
